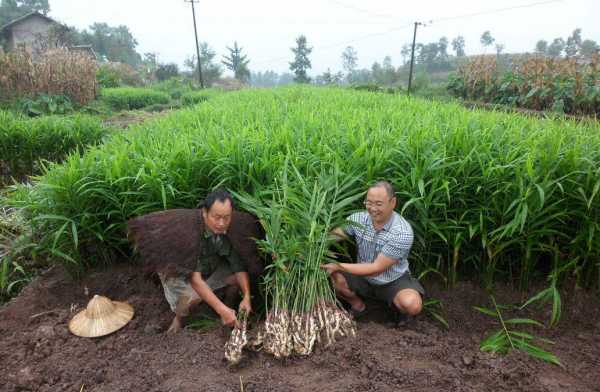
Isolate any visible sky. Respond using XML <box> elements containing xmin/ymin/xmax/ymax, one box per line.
<box><xmin>47</xmin><ymin>0</ymin><xmax>598</xmax><ymax>75</ymax></box>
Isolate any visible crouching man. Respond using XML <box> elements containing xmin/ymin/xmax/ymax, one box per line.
<box><xmin>159</xmin><ymin>189</ymin><xmax>252</xmax><ymax>333</ymax></box>
<box><xmin>321</xmin><ymin>181</ymin><xmax>425</xmax><ymax>325</ymax></box>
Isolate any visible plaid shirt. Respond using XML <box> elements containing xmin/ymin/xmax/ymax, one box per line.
<box><xmin>344</xmin><ymin>211</ymin><xmax>413</xmax><ymax>285</ymax></box>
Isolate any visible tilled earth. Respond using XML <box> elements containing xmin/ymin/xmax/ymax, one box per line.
<box><xmin>1</xmin><ymin>264</ymin><xmax>599</xmax><ymax>392</ymax></box>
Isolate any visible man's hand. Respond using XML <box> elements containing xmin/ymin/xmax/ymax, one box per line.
<box><xmin>219</xmin><ymin>306</ymin><xmax>238</xmax><ymax>328</ymax></box>
<box><xmin>321</xmin><ymin>263</ymin><xmax>341</xmax><ymax>276</ymax></box>
<box><xmin>239</xmin><ymin>296</ymin><xmax>252</xmax><ymax>314</ymax></box>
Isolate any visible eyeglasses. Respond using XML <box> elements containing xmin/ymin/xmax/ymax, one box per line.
<box><xmin>363</xmin><ymin>200</ymin><xmax>389</xmax><ymax>208</ymax></box>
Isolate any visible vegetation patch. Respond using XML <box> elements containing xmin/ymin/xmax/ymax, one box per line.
<box><xmin>448</xmin><ymin>54</ymin><xmax>600</xmax><ymax>116</ymax></box>
<box><xmin>100</xmin><ymin>87</ymin><xmax>171</xmax><ymax>111</ymax></box>
<box><xmin>7</xmin><ymin>87</ymin><xmax>599</xmax><ymax>294</ymax></box>
<box><xmin>0</xmin><ymin>111</ymin><xmax>108</xmax><ymax>183</ymax></box>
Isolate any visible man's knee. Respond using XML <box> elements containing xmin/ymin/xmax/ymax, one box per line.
<box><xmin>393</xmin><ymin>289</ymin><xmax>422</xmax><ymax>316</ymax></box>
<box><xmin>331</xmin><ymin>271</ymin><xmax>349</xmax><ymax>290</ymax></box>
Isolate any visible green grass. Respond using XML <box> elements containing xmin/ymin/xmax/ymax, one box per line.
<box><xmin>100</xmin><ymin>87</ymin><xmax>171</xmax><ymax>111</ymax></box>
<box><xmin>0</xmin><ymin>206</ymin><xmax>33</xmax><ymax>303</ymax></box>
<box><xmin>6</xmin><ymin>87</ymin><xmax>600</xmax><ymax>291</ymax></box>
<box><xmin>181</xmin><ymin>89</ymin><xmax>221</xmax><ymax>106</ymax></box>
<box><xmin>0</xmin><ymin>110</ymin><xmax>109</xmax><ymax>183</ymax></box>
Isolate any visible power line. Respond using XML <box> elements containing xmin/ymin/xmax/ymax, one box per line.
<box><xmin>325</xmin><ymin>0</ymin><xmax>398</xmax><ymax>21</ymax></box>
<box><xmin>429</xmin><ymin>0</ymin><xmax>563</xmax><ymax>24</ymax></box>
<box><xmin>253</xmin><ymin>0</ymin><xmax>563</xmax><ymax>68</ymax></box>
<box><xmin>253</xmin><ymin>23</ymin><xmax>414</xmax><ymax>66</ymax></box>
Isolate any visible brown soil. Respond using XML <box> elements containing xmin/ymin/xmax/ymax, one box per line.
<box><xmin>1</xmin><ymin>264</ymin><xmax>599</xmax><ymax>392</ymax></box>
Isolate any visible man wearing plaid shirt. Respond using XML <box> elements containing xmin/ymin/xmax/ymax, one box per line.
<box><xmin>322</xmin><ymin>181</ymin><xmax>424</xmax><ymax>323</ymax></box>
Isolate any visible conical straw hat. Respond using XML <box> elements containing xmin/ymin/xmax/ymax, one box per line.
<box><xmin>69</xmin><ymin>295</ymin><xmax>134</xmax><ymax>338</ymax></box>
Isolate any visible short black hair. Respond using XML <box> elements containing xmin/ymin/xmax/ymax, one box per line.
<box><xmin>203</xmin><ymin>188</ymin><xmax>234</xmax><ymax>211</ymax></box>
<box><xmin>369</xmin><ymin>180</ymin><xmax>396</xmax><ymax>199</ymax></box>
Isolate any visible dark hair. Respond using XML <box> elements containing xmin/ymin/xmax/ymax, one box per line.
<box><xmin>203</xmin><ymin>188</ymin><xmax>234</xmax><ymax>211</ymax></box>
<box><xmin>369</xmin><ymin>180</ymin><xmax>395</xmax><ymax>199</ymax></box>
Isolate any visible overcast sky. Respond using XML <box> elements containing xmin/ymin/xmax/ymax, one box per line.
<box><xmin>48</xmin><ymin>0</ymin><xmax>598</xmax><ymax>75</ymax></box>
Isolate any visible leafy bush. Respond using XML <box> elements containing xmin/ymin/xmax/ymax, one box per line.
<box><xmin>16</xmin><ymin>94</ymin><xmax>74</xmax><ymax>117</ymax></box>
<box><xmin>412</xmin><ymin>71</ymin><xmax>431</xmax><ymax>92</ymax></box>
<box><xmin>96</xmin><ymin>62</ymin><xmax>143</xmax><ymax>88</ymax></box>
<box><xmin>181</xmin><ymin>89</ymin><xmax>220</xmax><ymax>106</ymax></box>
<box><xmin>151</xmin><ymin>78</ymin><xmax>196</xmax><ymax>99</ymax></box>
<box><xmin>156</xmin><ymin>63</ymin><xmax>180</xmax><ymax>82</ymax></box>
<box><xmin>0</xmin><ymin>111</ymin><xmax>108</xmax><ymax>182</ymax></box>
<box><xmin>101</xmin><ymin>87</ymin><xmax>171</xmax><ymax>110</ymax></box>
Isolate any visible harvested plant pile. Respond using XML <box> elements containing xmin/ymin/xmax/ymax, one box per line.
<box><xmin>235</xmin><ymin>164</ymin><xmax>358</xmax><ymax>358</ymax></box>
<box><xmin>0</xmin><ymin>48</ymin><xmax>97</xmax><ymax>106</ymax></box>
<box><xmin>448</xmin><ymin>54</ymin><xmax>600</xmax><ymax>115</ymax></box>
<box><xmin>7</xmin><ymin>87</ymin><xmax>600</xmax><ymax>293</ymax></box>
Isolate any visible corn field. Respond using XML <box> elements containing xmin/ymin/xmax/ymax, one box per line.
<box><xmin>7</xmin><ymin>87</ymin><xmax>600</xmax><ymax>293</ymax></box>
<box><xmin>448</xmin><ymin>54</ymin><xmax>600</xmax><ymax>115</ymax></box>
<box><xmin>0</xmin><ymin>48</ymin><xmax>97</xmax><ymax>106</ymax></box>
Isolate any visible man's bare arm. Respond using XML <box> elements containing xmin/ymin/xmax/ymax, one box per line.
<box><xmin>331</xmin><ymin>227</ymin><xmax>349</xmax><ymax>241</ymax></box>
<box><xmin>321</xmin><ymin>253</ymin><xmax>397</xmax><ymax>277</ymax></box>
<box><xmin>235</xmin><ymin>271</ymin><xmax>251</xmax><ymax>297</ymax></box>
<box><xmin>190</xmin><ymin>272</ymin><xmax>237</xmax><ymax>326</ymax></box>
<box><xmin>235</xmin><ymin>271</ymin><xmax>252</xmax><ymax>313</ymax></box>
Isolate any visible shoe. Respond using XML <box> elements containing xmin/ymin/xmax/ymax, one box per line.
<box><xmin>393</xmin><ymin>311</ymin><xmax>410</xmax><ymax>328</ymax></box>
<box><xmin>349</xmin><ymin>306</ymin><xmax>368</xmax><ymax>319</ymax></box>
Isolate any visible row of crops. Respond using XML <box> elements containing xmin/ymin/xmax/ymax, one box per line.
<box><xmin>0</xmin><ymin>111</ymin><xmax>108</xmax><ymax>184</ymax></box>
<box><xmin>8</xmin><ymin>87</ymin><xmax>599</xmax><ymax>294</ymax></box>
<box><xmin>448</xmin><ymin>54</ymin><xmax>600</xmax><ymax>116</ymax></box>
<box><xmin>0</xmin><ymin>87</ymin><xmax>221</xmax><ymax>184</ymax></box>
<box><xmin>99</xmin><ymin>87</ymin><xmax>221</xmax><ymax>111</ymax></box>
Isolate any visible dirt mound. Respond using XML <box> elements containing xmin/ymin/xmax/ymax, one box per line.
<box><xmin>1</xmin><ymin>264</ymin><xmax>599</xmax><ymax>392</ymax></box>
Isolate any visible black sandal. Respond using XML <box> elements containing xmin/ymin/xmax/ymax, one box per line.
<box><xmin>349</xmin><ymin>306</ymin><xmax>368</xmax><ymax>319</ymax></box>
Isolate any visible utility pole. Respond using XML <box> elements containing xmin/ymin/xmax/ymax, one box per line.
<box><xmin>407</xmin><ymin>22</ymin><xmax>422</xmax><ymax>96</ymax></box>
<box><xmin>185</xmin><ymin>0</ymin><xmax>204</xmax><ymax>88</ymax></box>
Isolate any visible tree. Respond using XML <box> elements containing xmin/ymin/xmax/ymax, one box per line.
<box><xmin>438</xmin><ymin>37</ymin><xmax>449</xmax><ymax>60</ymax></box>
<box><xmin>250</xmin><ymin>70</ymin><xmax>279</xmax><ymax>87</ymax></box>
<box><xmin>78</xmin><ymin>23</ymin><xmax>142</xmax><ymax>66</ymax></box>
<box><xmin>341</xmin><ymin>46</ymin><xmax>358</xmax><ymax>81</ymax></box>
<box><xmin>400</xmin><ymin>43</ymin><xmax>412</xmax><ymax>64</ymax></box>
<box><xmin>451</xmin><ymin>36</ymin><xmax>466</xmax><ymax>57</ymax></box>
<box><xmin>143</xmin><ymin>53</ymin><xmax>158</xmax><ymax>70</ymax></box>
<box><xmin>535</xmin><ymin>40</ymin><xmax>548</xmax><ymax>54</ymax></box>
<box><xmin>289</xmin><ymin>35</ymin><xmax>312</xmax><ymax>83</ymax></box>
<box><xmin>580</xmin><ymin>39</ymin><xmax>600</xmax><ymax>58</ymax></box>
<box><xmin>480</xmin><ymin>31</ymin><xmax>495</xmax><ymax>51</ymax></box>
<box><xmin>140</xmin><ymin>52</ymin><xmax>158</xmax><ymax>81</ymax></box>
<box><xmin>495</xmin><ymin>43</ymin><xmax>504</xmax><ymax>56</ymax></box>
<box><xmin>184</xmin><ymin>42</ymin><xmax>222</xmax><ymax>86</ymax></box>
<box><xmin>0</xmin><ymin>0</ymin><xmax>50</xmax><ymax>26</ymax></box>
<box><xmin>156</xmin><ymin>63</ymin><xmax>179</xmax><ymax>81</ymax></box>
<box><xmin>278</xmin><ymin>73</ymin><xmax>295</xmax><ymax>85</ymax></box>
<box><xmin>565</xmin><ymin>28</ymin><xmax>582</xmax><ymax>57</ymax></box>
<box><xmin>315</xmin><ymin>68</ymin><xmax>343</xmax><ymax>85</ymax></box>
<box><xmin>547</xmin><ymin>38</ymin><xmax>565</xmax><ymax>57</ymax></box>
<box><xmin>221</xmin><ymin>41</ymin><xmax>250</xmax><ymax>82</ymax></box>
